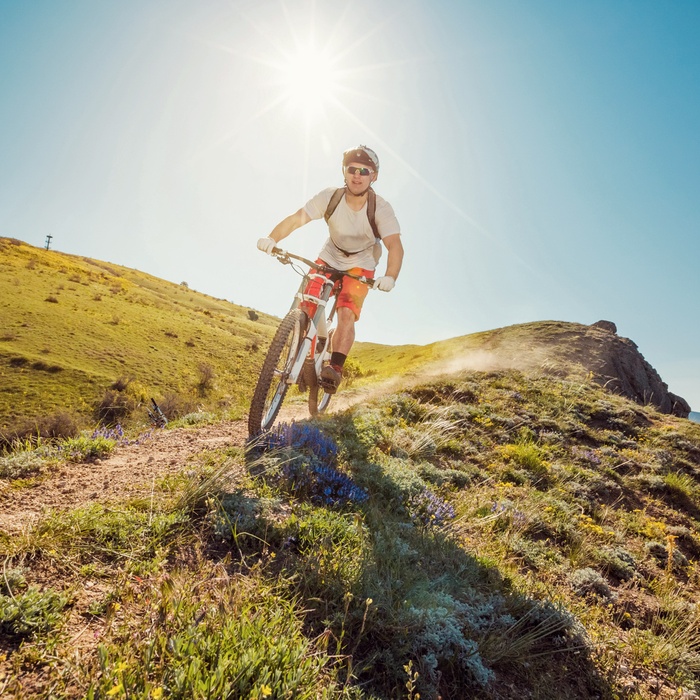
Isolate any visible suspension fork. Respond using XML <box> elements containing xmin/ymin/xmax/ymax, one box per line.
<box><xmin>286</xmin><ymin>278</ymin><xmax>335</xmax><ymax>383</ymax></box>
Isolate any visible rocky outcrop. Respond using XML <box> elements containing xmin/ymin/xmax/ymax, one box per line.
<box><xmin>473</xmin><ymin>320</ymin><xmax>691</xmax><ymax>418</ymax></box>
<box><xmin>581</xmin><ymin>321</ymin><xmax>690</xmax><ymax>417</ymax></box>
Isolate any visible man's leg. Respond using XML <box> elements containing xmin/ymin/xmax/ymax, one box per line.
<box><xmin>331</xmin><ymin>306</ymin><xmax>356</xmax><ymax>355</ymax></box>
<box><xmin>320</xmin><ymin>307</ymin><xmax>355</xmax><ymax>394</ymax></box>
<box><xmin>320</xmin><ymin>269</ymin><xmax>371</xmax><ymax>394</ymax></box>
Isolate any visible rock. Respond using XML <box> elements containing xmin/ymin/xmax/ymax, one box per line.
<box><xmin>591</xmin><ymin>320</ymin><xmax>617</xmax><ymax>334</ymax></box>
<box><xmin>590</xmin><ymin>332</ymin><xmax>691</xmax><ymax>417</ymax></box>
<box><xmin>475</xmin><ymin>320</ymin><xmax>691</xmax><ymax>418</ymax></box>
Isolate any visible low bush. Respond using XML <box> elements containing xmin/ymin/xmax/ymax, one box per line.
<box><xmin>94</xmin><ymin>389</ymin><xmax>135</xmax><ymax>426</ymax></box>
<box><xmin>0</xmin><ymin>410</ymin><xmax>79</xmax><ymax>452</ymax></box>
<box><xmin>0</xmin><ymin>586</ymin><xmax>72</xmax><ymax>637</ymax></box>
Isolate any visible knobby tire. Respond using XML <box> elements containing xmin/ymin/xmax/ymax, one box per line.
<box><xmin>308</xmin><ymin>384</ymin><xmax>332</xmax><ymax>416</ymax></box>
<box><xmin>308</xmin><ymin>328</ymin><xmax>334</xmax><ymax>417</ymax></box>
<box><xmin>248</xmin><ymin>309</ymin><xmax>304</xmax><ymax>436</ymax></box>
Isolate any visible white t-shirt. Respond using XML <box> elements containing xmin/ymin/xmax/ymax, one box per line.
<box><xmin>303</xmin><ymin>187</ymin><xmax>401</xmax><ymax>271</ymax></box>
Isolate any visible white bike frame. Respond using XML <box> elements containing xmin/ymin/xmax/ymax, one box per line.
<box><xmin>285</xmin><ymin>271</ymin><xmax>338</xmax><ymax>386</ymax></box>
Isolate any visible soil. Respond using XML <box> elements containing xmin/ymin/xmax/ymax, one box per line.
<box><xmin>0</xmin><ymin>385</ymin><xmax>380</xmax><ymax>535</ymax></box>
<box><xmin>0</xmin><ymin>420</ymin><xmax>249</xmax><ymax>535</ymax></box>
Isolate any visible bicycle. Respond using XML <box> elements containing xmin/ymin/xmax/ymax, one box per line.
<box><xmin>247</xmin><ymin>248</ymin><xmax>375</xmax><ymax>437</ymax></box>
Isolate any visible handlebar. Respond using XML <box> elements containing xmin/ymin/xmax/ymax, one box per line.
<box><xmin>271</xmin><ymin>247</ymin><xmax>376</xmax><ymax>288</ymax></box>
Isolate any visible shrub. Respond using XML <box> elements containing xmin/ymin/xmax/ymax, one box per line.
<box><xmin>157</xmin><ymin>391</ymin><xmax>198</xmax><ymax>420</ymax></box>
<box><xmin>94</xmin><ymin>388</ymin><xmax>134</xmax><ymax>425</ymax></box>
<box><xmin>0</xmin><ymin>586</ymin><xmax>71</xmax><ymax>637</ymax></box>
<box><xmin>0</xmin><ymin>568</ymin><xmax>27</xmax><ymax>595</ymax></box>
<box><xmin>570</xmin><ymin>567</ymin><xmax>613</xmax><ymax>600</ymax></box>
<box><xmin>171</xmin><ymin>411</ymin><xmax>217</xmax><ymax>427</ymax></box>
<box><xmin>645</xmin><ymin>541</ymin><xmax>688</xmax><ymax>570</ymax></box>
<box><xmin>0</xmin><ymin>411</ymin><xmax>79</xmax><ymax>452</ymax></box>
<box><xmin>59</xmin><ymin>434</ymin><xmax>117</xmax><ymax>462</ymax></box>
<box><xmin>341</xmin><ymin>357</ymin><xmax>367</xmax><ymax>384</ymax></box>
<box><xmin>404</xmin><ymin>592</ymin><xmax>495</xmax><ymax>689</ymax></box>
<box><xmin>597</xmin><ymin>546</ymin><xmax>638</xmax><ymax>581</ymax></box>
<box><xmin>110</xmin><ymin>376</ymin><xmax>132</xmax><ymax>392</ymax></box>
<box><xmin>196</xmin><ymin>362</ymin><xmax>216</xmax><ymax>394</ymax></box>
<box><xmin>0</xmin><ymin>448</ymin><xmax>50</xmax><ymax>479</ymax></box>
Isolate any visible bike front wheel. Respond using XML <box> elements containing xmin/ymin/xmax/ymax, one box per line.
<box><xmin>248</xmin><ymin>309</ymin><xmax>305</xmax><ymax>436</ymax></box>
<box><xmin>308</xmin><ymin>328</ymin><xmax>334</xmax><ymax>417</ymax></box>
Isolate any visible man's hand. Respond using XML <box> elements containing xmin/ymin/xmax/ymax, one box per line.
<box><xmin>257</xmin><ymin>237</ymin><xmax>277</xmax><ymax>255</ymax></box>
<box><xmin>374</xmin><ymin>275</ymin><xmax>395</xmax><ymax>292</ymax></box>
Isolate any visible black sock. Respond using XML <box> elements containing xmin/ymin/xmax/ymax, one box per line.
<box><xmin>330</xmin><ymin>352</ymin><xmax>347</xmax><ymax>368</ymax></box>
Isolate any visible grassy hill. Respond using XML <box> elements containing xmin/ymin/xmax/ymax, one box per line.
<box><xmin>2</xmin><ymin>240</ymin><xmax>700</xmax><ymax>697</ymax></box>
<box><xmin>2</xmin><ymin>238</ymin><xmax>688</xmax><ymax>445</ymax></box>
<box><xmin>0</xmin><ymin>237</ymin><xmax>279</xmax><ymax>439</ymax></box>
<box><xmin>2</xmin><ymin>367</ymin><xmax>700</xmax><ymax>698</ymax></box>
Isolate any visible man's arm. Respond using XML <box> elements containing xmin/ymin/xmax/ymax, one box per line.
<box><xmin>382</xmin><ymin>233</ymin><xmax>404</xmax><ymax>280</ymax></box>
<box><xmin>268</xmin><ymin>208</ymin><xmax>312</xmax><ymax>244</ymax></box>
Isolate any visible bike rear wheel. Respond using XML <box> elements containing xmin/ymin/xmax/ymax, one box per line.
<box><xmin>308</xmin><ymin>382</ymin><xmax>332</xmax><ymax>416</ymax></box>
<box><xmin>248</xmin><ymin>309</ymin><xmax>305</xmax><ymax>436</ymax></box>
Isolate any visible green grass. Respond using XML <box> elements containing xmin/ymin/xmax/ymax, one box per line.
<box><xmin>5</xmin><ymin>369</ymin><xmax>699</xmax><ymax>698</ymax></box>
<box><xmin>2</xmin><ymin>237</ymin><xmax>700</xmax><ymax>698</ymax></box>
<box><xmin>0</xmin><ymin>237</ymin><xmax>278</xmax><ymax>435</ymax></box>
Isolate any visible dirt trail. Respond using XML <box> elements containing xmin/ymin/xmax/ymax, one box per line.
<box><xmin>0</xmin><ymin>358</ymin><xmax>467</xmax><ymax>536</ymax></box>
<box><xmin>0</xmin><ymin>381</ymin><xmax>396</xmax><ymax>536</ymax></box>
<box><xmin>0</xmin><ymin>421</ymin><xmax>249</xmax><ymax>535</ymax></box>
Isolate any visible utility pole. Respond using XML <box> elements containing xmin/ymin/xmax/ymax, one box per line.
<box><xmin>45</xmin><ymin>235</ymin><xmax>53</xmax><ymax>250</ymax></box>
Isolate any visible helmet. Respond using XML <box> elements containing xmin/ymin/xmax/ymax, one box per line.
<box><xmin>342</xmin><ymin>145</ymin><xmax>379</xmax><ymax>172</ymax></box>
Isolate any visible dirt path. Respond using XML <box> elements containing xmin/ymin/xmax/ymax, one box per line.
<box><xmin>0</xmin><ymin>378</ymin><xmax>406</xmax><ymax>536</ymax></box>
<box><xmin>0</xmin><ymin>421</ymin><xmax>248</xmax><ymax>535</ymax></box>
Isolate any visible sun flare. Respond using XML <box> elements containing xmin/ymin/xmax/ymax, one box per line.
<box><xmin>278</xmin><ymin>45</ymin><xmax>341</xmax><ymax>118</ymax></box>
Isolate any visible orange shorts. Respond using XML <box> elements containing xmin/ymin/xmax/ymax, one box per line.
<box><xmin>301</xmin><ymin>259</ymin><xmax>374</xmax><ymax>321</ymax></box>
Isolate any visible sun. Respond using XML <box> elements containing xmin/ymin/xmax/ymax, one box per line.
<box><xmin>277</xmin><ymin>44</ymin><xmax>342</xmax><ymax>120</ymax></box>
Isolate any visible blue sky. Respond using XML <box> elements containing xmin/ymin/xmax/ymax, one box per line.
<box><xmin>1</xmin><ymin>0</ymin><xmax>699</xmax><ymax>410</ymax></box>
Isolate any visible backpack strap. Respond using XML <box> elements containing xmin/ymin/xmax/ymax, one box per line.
<box><xmin>324</xmin><ymin>186</ymin><xmax>381</xmax><ymax>241</ymax></box>
<box><xmin>366</xmin><ymin>188</ymin><xmax>380</xmax><ymax>241</ymax></box>
<box><xmin>324</xmin><ymin>187</ymin><xmax>346</xmax><ymax>225</ymax></box>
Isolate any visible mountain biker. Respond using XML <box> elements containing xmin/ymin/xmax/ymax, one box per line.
<box><xmin>257</xmin><ymin>145</ymin><xmax>404</xmax><ymax>394</ymax></box>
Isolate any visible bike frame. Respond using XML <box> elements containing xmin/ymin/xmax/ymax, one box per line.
<box><xmin>274</xmin><ymin>249</ymin><xmax>374</xmax><ymax>387</ymax></box>
<box><xmin>248</xmin><ymin>248</ymin><xmax>375</xmax><ymax>435</ymax></box>
<box><xmin>285</xmin><ymin>273</ymin><xmax>336</xmax><ymax>385</ymax></box>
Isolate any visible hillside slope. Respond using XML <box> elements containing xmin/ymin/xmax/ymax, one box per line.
<box><xmin>1</xmin><ymin>238</ymin><xmax>690</xmax><ymax>445</ymax></box>
<box><xmin>353</xmin><ymin>319</ymin><xmax>691</xmax><ymax>417</ymax></box>
<box><xmin>0</xmin><ymin>237</ymin><xmax>278</xmax><ymax>436</ymax></box>
<box><xmin>2</xmin><ymin>367</ymin><xmax>700</xmax><ymax>698</ymax></box>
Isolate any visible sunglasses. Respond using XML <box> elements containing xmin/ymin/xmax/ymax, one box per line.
<box><xmin>345</xmin><ymin>165</ymin><xmax>374</xmax><ymax>177</ymax></box>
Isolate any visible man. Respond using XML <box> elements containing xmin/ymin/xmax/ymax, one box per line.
<box><xmin>257</xmin><ymin>145</ymin><xmax>403</xmax><ymax>393</ymax></box>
